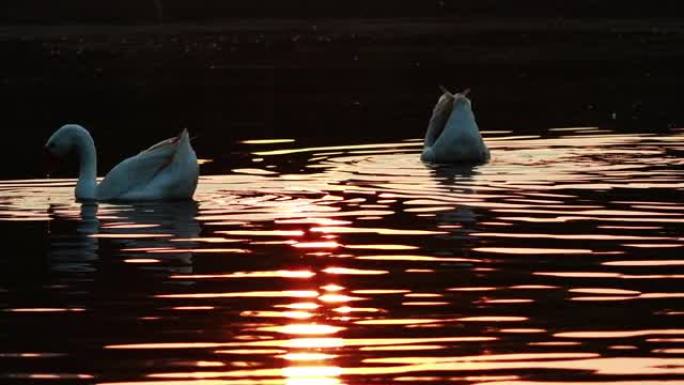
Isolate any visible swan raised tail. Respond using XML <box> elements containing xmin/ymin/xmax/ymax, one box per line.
<box><xmin>422</xmin><ymin>87</ymin><xmax>489</xmax><ymax>164</ymax></box>
<box><xmin>45</xmin><ymin>124</ymin><xmax>199</xmax><ymax>201</ymax></box>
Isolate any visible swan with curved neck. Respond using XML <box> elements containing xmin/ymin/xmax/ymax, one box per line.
<box><xmin>422</xmin><ymin>87</ymin><xmax>489</xmax><ymax>164</ymax></box>
<box><xmin>45</xmin><ymin>124</ymin><xmax>199</xmax><ymax>201</ymax></box>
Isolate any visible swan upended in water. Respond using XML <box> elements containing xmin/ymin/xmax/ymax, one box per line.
<box><xmin>421</xmin><ymin>87</ymin><xmax>490</xmax><ymax>164</ymax></box>
<box><xmin>45</xmin><ymin>124</ymin><xmax>199</xmax><ymax>201</ymax></box>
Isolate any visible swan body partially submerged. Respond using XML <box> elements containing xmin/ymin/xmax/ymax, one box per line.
<box><xmin>422</xmin><ymin>88</ymin><xmax>489</xmax><ymax>164</ymax></box>
<box><xmin>45</xmin><ymin>124</ymin><xmax>199</xmax><ymax>201</ymax></box>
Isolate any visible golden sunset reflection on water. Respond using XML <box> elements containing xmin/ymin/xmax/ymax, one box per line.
<box><xmin>1</xmin><ymin>128</ymin><xmax>683</xmax><ymax>384</ymax></box>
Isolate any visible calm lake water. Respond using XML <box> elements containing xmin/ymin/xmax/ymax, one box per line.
<box><xmin>1</xmin><ymin>127</ymin><xmax>683</xmax><ymax>385</ymax></box>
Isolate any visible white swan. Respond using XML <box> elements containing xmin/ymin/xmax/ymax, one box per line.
<box><xmin>45</xmin><ymin>124</ymin><xmax>199</xmax><ymax>201</ymax></box>
<box><xmin>421</xmin><ymin>87</ymin><xmax>490</xmax><ymax>163</ymax></box>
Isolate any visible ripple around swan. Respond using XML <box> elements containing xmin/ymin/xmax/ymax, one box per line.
<box><xmin>0</xmin><ymin>128</ymin><xmax>683</xmax><ymax>384</ymax></box>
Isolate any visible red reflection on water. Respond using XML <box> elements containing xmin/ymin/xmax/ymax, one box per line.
<box><xmin>292</xmin><ymin>241</ymin><xmax>340</xmax><ymax>249</ymax></box>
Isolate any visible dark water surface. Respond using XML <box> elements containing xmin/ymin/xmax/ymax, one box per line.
<box><xmin>0</xmin><ymin>128</ymin><xmax>683</xmax><ymax>384</ymax></box>
<box><xmin>3</xmin><ymin>18</ymin><xmax>684</xmax><ymax>180</ymax></box>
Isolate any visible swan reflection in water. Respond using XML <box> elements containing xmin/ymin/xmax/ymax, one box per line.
<box><xmin>47</xmin><ymin>200</ymin><xmax>200</xmax><ymax>275</ymax></box>
<box><xmin>430</xmin><ymin>163</ymin><xmax>481</xmax><ymax>227</ymax></box>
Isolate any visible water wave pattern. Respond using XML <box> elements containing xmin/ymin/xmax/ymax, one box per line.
<box><xmin>0</xmin><ymin>127</ymin><xmax>683</xmax><ymax>385</ymax></box>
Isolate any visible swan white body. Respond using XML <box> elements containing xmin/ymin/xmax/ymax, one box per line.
<box><xmin>422</xmin><ymin>90</ymin><xmax>489</xmax><ymax>163</ymax></box>
<box><xmin>45</xmin><ymin>124</ymin><xmax>199</xmax><ymax>201</ymax></box>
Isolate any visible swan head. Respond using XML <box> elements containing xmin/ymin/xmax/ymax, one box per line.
<box><xmin>45</xmin><ymin>124</ymin><xmax>89</xmax><ymax>157</ymax></box>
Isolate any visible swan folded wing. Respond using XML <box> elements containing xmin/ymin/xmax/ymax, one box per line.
<box><xmin>96</xmin><ymin>138</ymin><xmax>180</xmax><ymax>200</ymax></box>
<box><xmin>424</xmin><ymin>95</ymin><xmax>454</xmax><ymax>147</ymax></box>
<box><xmin>140</xmin><ymin>135</ymin><xmax>180</xmax><ymax>154</ymax></box>
<box><xmin>430</xmin><ymin>101</ymin><xmax>489</xmax><ymax>163</ymax></box>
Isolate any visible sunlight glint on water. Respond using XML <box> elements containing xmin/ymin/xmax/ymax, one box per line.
<box><xmin>0</xmin><ymin>128</ymin><xmax>683</xmax><ymax>384</ymax></box>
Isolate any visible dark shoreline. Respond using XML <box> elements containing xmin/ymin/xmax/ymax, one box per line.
<box><xmin>4</xmin><ymin>0</ymin><xmax>683</xmax><ymax>23</ymax></box>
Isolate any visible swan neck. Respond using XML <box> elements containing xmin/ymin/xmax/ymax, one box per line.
<box><xmin>74</xmin><ymin>130</ymin><xmax>98</xmax><ymax>200</ymax></box>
